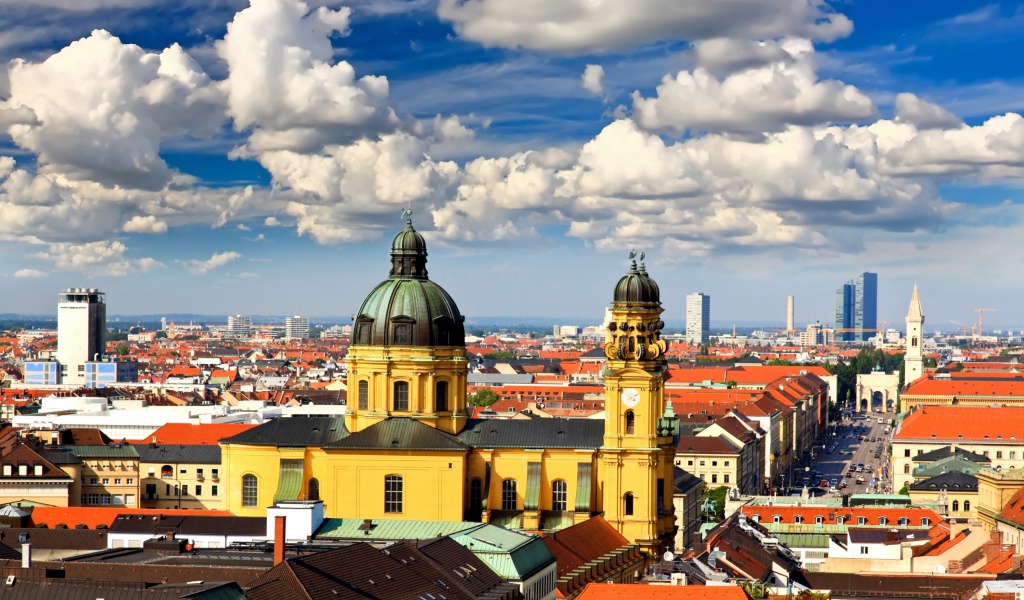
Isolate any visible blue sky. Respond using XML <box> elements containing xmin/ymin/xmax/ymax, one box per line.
<box><xmin>1</xmin><ymin>0</ymin><xmax>1024</xmax><ymax>332</ymax></box>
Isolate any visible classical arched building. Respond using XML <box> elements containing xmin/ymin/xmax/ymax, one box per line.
<box><xmin>220</xmin><ymin>221</ymin><xmax>679</xmax><ymax>558</ymax></box>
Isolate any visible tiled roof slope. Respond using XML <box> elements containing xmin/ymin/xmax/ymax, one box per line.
<box><xmin>996</xmin><ymin>485</ymin><xmax>1024</xmax><ymax>528</ymax></box>
<box><xmin>0</xmin><ymin>444</ymin><xmax>72</xmax><ymax>480</ymax></box>
<box><xmin>915</xmin><ymin>445</ymin><xmax>990</xmax><ymax>463</ymax></box>
<box><xmin>576</xmin><ymin>583</ymin><xmax>750</xmax><ymax>600</ymax></box>
<box><xmin>457</xmin><ymin>418</ymin><xmax>603</xmax><ymax>449</ymax></box>
<box><xmin>30</xmin><ymin>507</ymin><xmax>233</xmax><ymax>529</ymax></box>
<box><xmin>220</xmin><ymin>417</ymin><xmax>347</xmax><ymax>447</ymax></box>
<box><xmin>388</xmin><ymin>537</ymin><xmax>518</xmax><ymax>599</ymax></box>
<box><xmin>140</xmin><ymin>423</ymin><xmax>258</xmax><ymax>445</ymax></box>
<box><xmin>325</xmin><ymin>418</ymin><xmax>469</xmax><ymax>451</ymax></box>
<box><xmin>541</xmin><ymin>516</ymin><xmax>629</xmax><ymax>578</ymax></box>
<box><xmin>904</xmin><ymin>375</ymin><xmax>1024</xmax><ymax>396</ymax></box>
<box><xmin>137</xmin><ymin>444</ymin><xmax>222</xmax><ymax>464</ymax></box>
<box><xmin>896</xmin><ymin>406</ymin><xmax>1024</xmax><ymax>441</ymax></box>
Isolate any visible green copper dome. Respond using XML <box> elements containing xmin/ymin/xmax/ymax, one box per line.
<box><xmin>351</xmin><ymin>220</ymin><xmax>465</xmax><ymax>347</ymax></box>
<box><xmin>613</xmin><ymin>260</ymin><xmax>661</xmax><ymax>306</ymax></box>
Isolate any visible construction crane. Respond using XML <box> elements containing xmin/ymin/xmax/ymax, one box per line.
<box><xmin>975</xmin><ymin>307</ymin><xmax>997</xmax><ymax>339</ymax></box>
<box><xmin>949</xmin><ymin>320</ymin><xmax>973</xmax><ymax>338</ymax></box>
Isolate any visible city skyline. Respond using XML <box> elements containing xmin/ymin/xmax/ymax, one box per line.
<box><xmin>2</xmin><ymin>1</ymin><xmax>1024</xmax><ymax>327</ymax></box>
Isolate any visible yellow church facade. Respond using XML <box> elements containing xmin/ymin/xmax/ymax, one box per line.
<box><xmin>220</xmin><ymin>222</ymin><xmax>679</xmax><ymax>557</ymax></box>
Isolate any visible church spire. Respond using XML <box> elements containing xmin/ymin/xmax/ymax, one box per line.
<box><xmin>907</xmin><ymin>282</ymin><xmax>924</xmax><ymax>320</ymax></box>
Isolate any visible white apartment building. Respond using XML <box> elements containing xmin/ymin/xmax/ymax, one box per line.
<box><xmin>285</xmin><ymin>315</ymin><xmax>310</xmax><ymax>340</ymax></box>
<box><xmin>227</xmin><ymin>314</ymin><xmax>252</xmax><ymax>338</ymax></box>
<box><xmin>685</xmin><ymin>293</ymin><xmax>710</xmax><ymax>345</ymax></box>
<box><xmin>57</xmin><ymin>288</ymin><xmax>106</xmax><ymax>385</ymax></box>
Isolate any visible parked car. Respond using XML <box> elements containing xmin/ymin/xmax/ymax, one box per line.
<box><xmin>839</xmin><ymin>481</ymin><xmax>848</xmax><ymax>489</ymax></box>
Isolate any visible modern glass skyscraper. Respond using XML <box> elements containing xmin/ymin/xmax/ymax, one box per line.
<box><xmin>855</xmin><ymin>272</ymin><xmax>878</xmax><ymax>342</ymax></box>
<box><xmin>835</xmin><ymin>273</ymin><xmax>877</xmax><ymax>343</ymax></box>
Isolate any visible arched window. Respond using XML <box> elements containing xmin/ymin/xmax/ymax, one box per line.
<box><xmin>815</xmin><ymin>515</ymin><xmax>824</xmax><ymax>524</ymax></box>
<box><xmin>836</xmin><ymin>517</ymin><xmax>844</xmax><ymax>525</ymax></box>
<box><xmin>393</xmin><ymin>381</ymin><xmax>409</xmax><ymax>412</ymax></box>
<box><xmin>308</xmin><ymin>478</ymin><xmax>320</xmax><ymax>501</ymax></box>
<box><xmin>624</xmin><ymin>492</ymin><xmax>634</xmax><ymax>516</ymax></box>
<box><xmin>904</xmin><ymin>463</ymin><xmax>910</xmax><ymax>474</ymax></box>
<box><xmin>964</xmin><ymin>500</ymin><xmax>970</xmax><ymax>511</ymax></box>
<box><xmin>952</xmin><ymin>500</ymin><xmax>959</xmax><ymax>512</ymax></box>
<box><xmin>793</xmin><ymin>515</ymin><xmax>803</xmax><ymax>524</ymax></box>
<box><xmin>502</xmin><ymin>479</ymin><xmax>517</xmax><ymax>511</ymax></box>
<box><xmin>625</xmin><ymin>411</ymin><xmax>635</xmax><ymax>435</ymax></box>
<box><xmin>436</xmin><ymin>381</ymin><xmax>448</xmax><ymax>412</ymax></box>
<box><xmin>879</xmin><ymin>517</ymin><xmax>888</xmax><ymax>525</ymax></box>
<box><xmin>857</xmin><ymin>516</ymin><xmax>867</xmax><ymax>525</ymax></box>
<box><xmin>161</xmin><ymin>465</ymin><xmax>172</xmax><ymax>479</ymax></box>
<box><xmin>898</xmin><ymin>517</ymin><xmax>909</xmax><ymax>526</ymax></box>
<box><xmin>242</xmin><ymin>474</ymin><xmax>258</xmax><ymax>507</ymax></box>
<box><xmin>552</xmin><ymin>480</ymin><xmax>568</xmax><ymax>511</ymax></box>
<box><xmin>385</xmin><ymin>475</ymin><xmax>403</xmax><ymax>513</ymax></box>
<box><xmin>921</xmin><ymin>518</ymin><xmax>931</xmax><ymax>526</ymax></box>
<box><xmin>358</xmin><ymin>380</ymin><xmax>368</xmax><ymax>410</ymax></box>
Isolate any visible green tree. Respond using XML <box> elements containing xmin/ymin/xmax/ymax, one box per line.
<box><xmin>483</xmin><ymin>351</ymin><xmax>516</xmax><ymax>360</ymax></box>
<box><xmin>702</xmin><ymin>485</ymin><xmax>728</xmax><ymax>521</ymax></box>
<box><xmin>114</xmin><ymin>343</ymin><xmax>130</xmax><ymax>356</ymax></box>
<box><xmin>155</xmin><ymin>331</ymin><xmax>168</xmax><ymax>339</ymax></box>
<box><xmin>468</xmin><ymin>389</ymin><xmax>499</xmax><ymax>407</ymax></box>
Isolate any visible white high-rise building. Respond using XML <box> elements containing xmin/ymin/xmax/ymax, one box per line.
<box><xmin>685</xmin><ymin>293</ymin><xmax>710</xmax><ymax>345</ymax></box>
<box><xmin>285</xmin><ymin>315</ymin><xmax>310</xmax><ymax>340</ymax></box>
<box><xmin>904</xmin><ymin>284</ymin><xmax>925</xmax><ymax>387</ymax></box>
<box><xmin>227</xmin><ymin>314</ymin><xmax>253</xmax><ymax>339</ymax></box>
<box><xmin>57</xmin><ymin>288</ymin><xmax>106</xmax><ymax>385</ymax></box>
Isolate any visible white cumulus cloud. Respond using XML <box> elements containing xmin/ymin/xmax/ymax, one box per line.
<box><xmin>581</xmin><ymin>64</ymin><xmax>605</xmax><ymax>96</ymax></box>
<box><xmin>34</xmin><ymin>240</ymin><xmax>162</xmax><ymax>276</ymax></box>
<box><xmin>14</xmin><ymin>268</ymin><xmax>47</xmax><ymax>278</ymax></box>
<box><xmin>122</xmin><ymin>214</ymin><xmax>168</xmax><ymax>234</ymax></box>
<box><xmin>179</xmin><ymin>250</ymin><xmax>242</xmax><ymax>274</ymax></box>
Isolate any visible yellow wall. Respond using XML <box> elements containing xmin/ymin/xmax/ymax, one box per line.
<box><xmin>221</xmin><ymin>444</ymin><xmax>307</xmax><ymax>517</ymax></box>
<box><xmin>139</xmin><ymin>460</ymin><xmax>224</xmax><ymax>510</ymax></box>
<box><xmin>312</xmin><ymin>448</ymin><xmax>466</xmax><ymax>521</ymax></box>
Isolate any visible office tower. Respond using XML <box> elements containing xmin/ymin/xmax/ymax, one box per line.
<box><xmin>57</xmin><ymin>288</ymin><xmax>106</xmax><ymax>385</ymax></box>
<box><xmin>285</xmin><ymin>315</ymin><xmax>310</xmax><ymax>340</ymax></box>
<box><xmin>685</xmin><ymin>293</ymin><xmax>710</xmax><ymax>345</ymax></box>
<box><xmin>160</xmin><ymin>317</ymin><xmax>167</xmax><ymax>331</ymax></box>
<box><xmin>835</xmin><ymin>282</ymin><xmax>855</xmax><ymax>342</ymax></box>
<box><xmin>786</xmin><ymin>295</ymin><xmax>795</xmax><ymax>333</ymax></box>
<box><xmin>835</xmin><ymin>272</ymin><xmax>878</xmax><ymax>343</ymax></box>
<box><xmin>227</xmin><ymin>314</ymin><xmax>253</xmax><ymax>338</ymax></box>
<box><xmin>904</xmin><ymin>284</ymin><xmax>925</xmax><ymax>386</ymax></box>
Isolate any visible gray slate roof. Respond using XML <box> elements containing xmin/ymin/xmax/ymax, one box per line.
<box><xmin>914</xmin><ymin>445</ymin><xmax>990</xmax><ymax>464</ymax></box>
<box><xmin>909</xmin><ymin>471</ymin><xmax>979</xmax><ymax>492</ymax></box>
<box><xmin>456</xmin><ymin>417</ymin><xmax>603</xmax><ymax>449</ymax></box>
<box><xmin>219</xmin><ymin>417</ymin><xmax>347</xmax><ymax>447</ymax></box>
<box><xmin>137</xmin><ymin>444</ymin><xmax>221</xmax><ymax>464</ymax></box>
<box><xmin>324</xmin><ymin>418</ymin><xmax>469</xmax><ymax>451</ymax></box>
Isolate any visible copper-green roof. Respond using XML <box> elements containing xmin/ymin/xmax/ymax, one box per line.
<box><xmin>272</xmin><ymin>459</ymin><xmax>303</xmax><ymax>503</ymax></box>
<box><xmin>351</xmin><ymin>220</ymin><xmax>465</xmax><ymax>347</ymax></box>
<box><xmin>324</xmin><ymin>418</ymin><xmax>469</xmax><ymax>451</ymax></box>
<box><xmin>63</xmin><ymin>444</ymin><xmax>139</xmax><ymax>458</ymax></box>
<box><xmin>450</xmin><ymin>524</ymin><xmax>555</xmax><ymax>581</ymax></box>
<box><xmin>314</xmin><ymin>518</ymin><xmax>480</xmax><ymax>540</ymax></box>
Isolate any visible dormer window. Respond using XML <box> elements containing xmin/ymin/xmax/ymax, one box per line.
<box><xmin>1</xmin><ymin>464</ymin><xmax>9</xmax><ymax>477</ymax></box>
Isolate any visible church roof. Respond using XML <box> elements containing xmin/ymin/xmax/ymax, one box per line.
<box><xmin>457</xmin><ymin>418</ymin><xmax>603</xmax><ymax>449</ymax></box>
<box><xmin>908</xmin><ymin>283</ymin><xmax>924</xmax><ymax>320</ymax></box>
<box><xmin>324</xmin><ymin>418</ymin><xmax>469</xmax><ymax>452</ymax></box>
<box><xmin>914</xmin><ymin>445</ymin><xmax>990</xmax><ymax>464</ymax></box>
<box><xmin>909</xmin><ymin>471</ymin><xmax>978</xmax><ymax>492</ymax></box>
<box><xmin>219</xmin><ymin>417</ymin><xmax>347</xmax><ymax>447</ymax></box>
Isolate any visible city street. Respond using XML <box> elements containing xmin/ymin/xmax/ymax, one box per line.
<box><xmin>782</xmin><ymin>411</ymin><xmax>894</xmax><ymax>496</ymax></box>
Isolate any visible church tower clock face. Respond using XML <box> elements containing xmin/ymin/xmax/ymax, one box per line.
<box><xmin>621</xmin><ymin>388</ymin><xmax>641</xmax><ymax>408</ymax></box>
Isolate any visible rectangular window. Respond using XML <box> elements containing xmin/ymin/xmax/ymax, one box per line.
<box><xmin>712</xmin><ymin>461</ymin><xmax>718</xmax><ymax>467</ymax></box>
<box><xmin>166</xmin><ymin>484</ymin><xmax>171</xmax><ymax>495</ymax></box>
<box><xmin>180</xmin><ymin>468</ymin><xmax>187</xmax><ymax>474</ymax></box>
<box><xmin>112</xmin><ymin>495</ymin><xmax>124</xmax><ymax>505</ymax></box>
<box><xmin>724</xmin><ymin>461</ymin><xmax>730</xmax><ymax>466</ymax></box>
<box><xmin>212</xmin><ymin>485</ymin><xmax>218</xmax><ymax>497</ymax></box>
<box><xmin>724</xmin><ymin>474</ymin><xmax>730</xmax><ymax>483</ymax></box>
<box><xmin>127</xmin><ymin>478</ymin><xmax>134</xmax><ymax>485</ymax></box>
<box><xmin>711</xmin><ymin>474</ymin><xmax>718</xmax><ymax>483</ymax></box>
<box><xmin>385</xmin><ymin>475</ymin><xmax>403</xmax><ymax>513</ymax></box>
<box><xmin>984</xmin><ymin>451</ymin><xmax>990</xmax><ymax>457</ymax></box>
<box><xmin>860</xmin><ymin>547</ymin><xmax>869</xmax><ymax>555</ymax></box>
<box><xmin>114</xmin><ymin>478</ymin><xmax>121</xmax><ymax>485</ymax></box>
<box><xmin>181</xmin><ymin>485</ymin><xmax>189</xmax><ymax>496</ymax></box>
<box><xmin>997</xmin><ymin>451</ymin><xmax>1003</xmax><ymax>459</ymax></box>
<box><xmin>196</xmin><ymin>469</ymin><xmax>203</xmax><ymax>478</ymax></box>
<box><xmin>657</xmin><ymin>477</ymin><xmax>665</xmax><ymax>510</ymax></box>
<box><xmin>904</xmin><ymin>449</ymin><xmax>910</xmax><ymax>457</ymax></box>
<box><xmin>125</xmin><ymin>494</ymin><xmax>136</xmax><ymax>506</ymax></box>
<box><xmin>687</xmin><ymin>460</ymin><xmax>693</xmax><ymax>466</ymax></box>
<box><xmin>102</xmin><ymin>478</ymin><xmax>109</xmax><ymax>485</ymax></box>
<box><xmin>1011</xmin><ymin>452</ymin><xmax>1017</xmax><ymax>460</ymax></box>
<box><xmin>100</xmin><ymin>494</ymin><xmax>111</xmax><ymax>505</ymax></box>
<box><xmin>90</xmin><ymin>478</ymin><xmax>98</xmax><ymax>485</ymax></box>
<box><xmin>699</xmin><ymin>460</ymin><xmax>705</xmax><ymax>466</ymax></box>
<box><xmin>195</xmin><ymin>485</ymin><xmax>202</xmax><ymax>496</ymax></box>
<box><xmin>358</xmin><ymin>380</ymin><xmax>369</xmax><ymax>410</ymax></box>
<box><xmin>212</xmin><ymin>469</ymin><xmax>219</xmax><ymax>479</ymax></box>
<box><xmin>501</xmin><ymin>479</ymin><xmax>518</xmax><ymax>511</ymax></box>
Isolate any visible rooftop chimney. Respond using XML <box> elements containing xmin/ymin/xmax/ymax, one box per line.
<box><xmin>273</xmin><ymin>516</ymin><xmax>286</xmax><ymax>566</ymax></box>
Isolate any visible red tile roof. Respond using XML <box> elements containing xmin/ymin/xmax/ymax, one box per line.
<box><xmin>903</xmin><ymin>376</ymin><xmax>1024</xmax><ymax>397</ymax></box>
<box><xmin>895</xmin><ymin>406</ymin><xmax>1024</xmax><ymax>441</ymax></box>
<box><xmin>576</xmin><ymin>583</ymin><xmax>750</xmax><ymax>600</ymax></box>
<box><xmin>29</xmin><ymin>506</ymin><xmax>233</xmax><ymax>529</ymax></box>
<box><xmin>741</xmin><ymin>505</ymin><xmax>942</xmax><ymax>526</ymax></box>
<box><xmin>136</xmin><ymin>423</ymin><xmax>258</xmax><ymax>445</ymax></box>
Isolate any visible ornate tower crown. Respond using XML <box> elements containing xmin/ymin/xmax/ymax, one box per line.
<box><xmin>605</xmin><ymin>256</ymin><xmax>667</xmax><ymax>363</ymax></box>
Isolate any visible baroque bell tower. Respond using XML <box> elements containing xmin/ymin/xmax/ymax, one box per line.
<box><xmin>601</xmin><ymin>254</ymin><xmax>678</xmax><ymax>558</ymax></box>
<box><xmin>904</xmin><ymin>283</ymin><xmax>925</xmax><ymax>388</ymax></box>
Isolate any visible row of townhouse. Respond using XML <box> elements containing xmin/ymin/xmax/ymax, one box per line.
<box><xmin>0</xmin><ymin>423</ymin><xmax>255</xmax><ymax>510</ymax></box>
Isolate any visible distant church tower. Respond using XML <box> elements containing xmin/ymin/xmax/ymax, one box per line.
<box><xmin>904</xmin><ymin>284</ymin><xmax>925</xmax><ymax>387</ymax></box>
<box><xmin>601</xmin><ymin>256</ymin><xmax>678</xmax><ymax>557</ymax></box>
